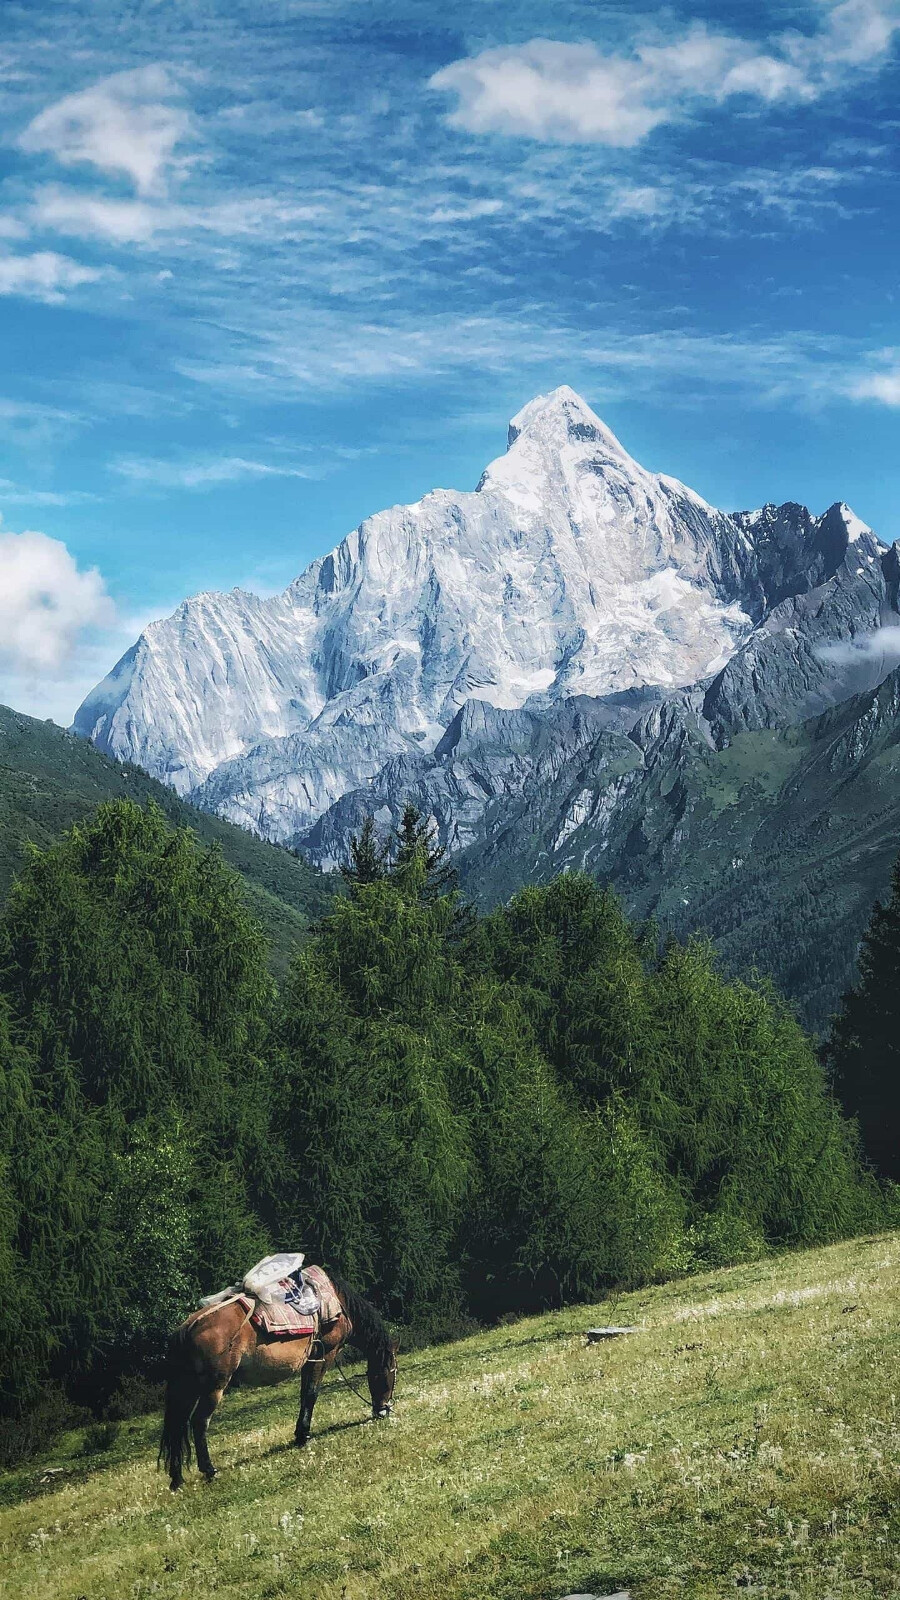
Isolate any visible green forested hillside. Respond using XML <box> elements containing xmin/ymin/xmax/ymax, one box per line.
<box><xmin>0</xmin><ymin>704</ymin><xmax>335</xmax><ymax>972</ymax></box>
<box><xmin>0</xmin><ymin>798</ymin><xmax>889</xmax><ymax>1461</ymax></box>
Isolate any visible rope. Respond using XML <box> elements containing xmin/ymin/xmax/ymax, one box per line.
<box><xmin>226</xmin><ymin>1302</ymin><xmax>254</xmax><ymax>1352</ymax></box>
<box><xmin>332</xmin><ymin>1350</ymin><xmax>374</xmax><ymax>1412</ymax></box>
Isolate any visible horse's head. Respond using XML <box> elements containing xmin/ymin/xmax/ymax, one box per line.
<box><xmin>368</xmin><ymin>1335</ymin><xmax>399</xmax><ymax>1419</ymax></box>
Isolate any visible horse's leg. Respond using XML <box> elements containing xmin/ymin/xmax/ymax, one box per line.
<box><xmin>192</xmin><ymin>1384</ymin><xmax>227</xmax><ymax>1481</ymax></box>
<box><xmin>295</xmin><ymin>1356</ymin><xmax>325</xmax><ymax>1447</ymax></box>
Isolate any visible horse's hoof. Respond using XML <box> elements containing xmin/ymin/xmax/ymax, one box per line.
<box><xmin>294</xmin><ymin>1435</ymin><xmax>308</xmax><ymax>1449</ymax></box>
<box><xmin>169</xmin><ymin>1480</ymin><xmax>182</xmax><ymax>1493</ymax></box>
<box><xmin>202</xmin><ymin>1469</ymin><xmax>217</xmax><ymax>1482</ymax></box>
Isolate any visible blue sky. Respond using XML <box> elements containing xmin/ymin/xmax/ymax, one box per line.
<box><xmin>0</xmin><ymin>0</ymin><xmax>898</xmax><ymax>722</ymax></box>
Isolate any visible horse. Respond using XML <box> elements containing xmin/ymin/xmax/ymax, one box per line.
<box><xmin>158</xmin><ymin>1271</ymin><xmax>398</xmax><ymax>1490</ymax></box>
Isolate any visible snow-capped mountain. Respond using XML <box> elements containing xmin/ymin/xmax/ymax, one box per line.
<box><xmin>75</xmin><ymin>386</ymin><xmax>893</xmax><ymax>856</ymax></box>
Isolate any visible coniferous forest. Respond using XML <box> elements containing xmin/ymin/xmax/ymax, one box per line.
<box><xmin>0</xmin><ymin>797</ymin><xmax>893</xmax><ymax>1459</ymax></box>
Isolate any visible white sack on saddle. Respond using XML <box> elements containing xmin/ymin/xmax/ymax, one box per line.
<box><xmin>243</xmin><ymin>1252</ymin><xmax>306</xmax><ymax>1305</ymax></box>
<box><xmin>198</xmin><ymin>1283</ymin><xmax>243</xmax><ymax>1309</ymax></box>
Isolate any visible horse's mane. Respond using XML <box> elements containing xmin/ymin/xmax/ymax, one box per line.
<box><xmin>328</xmin><ymin>1271</ymin><xmax>394</xmax><ymax>1361</ymax></box>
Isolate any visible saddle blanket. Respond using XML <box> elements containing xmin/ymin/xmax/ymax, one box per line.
<box><xmin>240</xmin><ymin>1265</ymin><xmax>345</xmax><ymax>1340</ymax></box>
<box><xmin>239</xmin><ymin>1290</ymin><xmax>318</xmax><ymax>1339</ymax></box>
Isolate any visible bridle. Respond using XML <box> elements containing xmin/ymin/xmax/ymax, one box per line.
<box><xmin>332</xmin><ymin>1348</ymin><xmax>397</xmax><ymax>1415</ymax></box>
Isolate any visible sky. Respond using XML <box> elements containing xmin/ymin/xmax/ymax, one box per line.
<box><xmin>0</xmin><ymin>0</ymin><xmax>898</xmax><ymax>724</ymax></box>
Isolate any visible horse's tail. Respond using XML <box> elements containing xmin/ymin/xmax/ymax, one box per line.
<box><xmin>158</xmin><ymin>1323</ymin><xmax>197</xmax><ymax>1486</ymax></box>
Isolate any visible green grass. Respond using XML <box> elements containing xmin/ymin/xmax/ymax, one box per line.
<box><xmin>4</xmin><ymin>1233</ymin><xmax>900</xmax><ymax>1599</ymax></box>
<box><xmin>694</xmin><ymin>728</ymin><xmax>809</xmax><ymax>818</ymax></box>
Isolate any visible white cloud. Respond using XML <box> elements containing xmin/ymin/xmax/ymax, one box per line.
<box><xmin>0</xmin><ymin>250</ymin><xmax>101</xmax><ymax>300</ymax></box>
<box><xmin>816</xmin><ymin>626</ymin><xmax>900</xmax><ymax>667</ymax></box>
<box><xmin>432</xmin><ymin>38</ymin><xmax>672</xmax><ymax>147</ymax></box>
<box><xmin>430</xmin><ymin>3</ymin><xmax>900</xmax><ymax>144</ymax></box>
<box><xmin>0</xmin><ymin>527</ymin><xmax>113</xmax><ymax>675</ymax></box>
<box><xmin>110</xmin><ymin>453</ymin><xmax>313</xmax><ymax>489</ymax></box>
<box><xmin>29</xmin><ymin>185</ymin><xmax>320</xmax><ymax>247</ymax></box>
<box><xmin>19</xmin><ymin>65</ymin><xmax>193</xmax><ymax>195</ymax></box>
<box><xmin>803</xmin><ymin>0</ymin><xmax>900</xmax><ymax>68</ymax></box>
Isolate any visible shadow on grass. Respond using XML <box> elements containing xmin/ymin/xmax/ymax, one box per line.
<box><xmin>229</xmin><ymin>1414</ymin><xmax>374</xmax><ymax>1468</ymax></box>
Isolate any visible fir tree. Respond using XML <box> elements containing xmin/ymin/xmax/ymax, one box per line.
<box><xmin>341</xmin><ymin>815</ymin><xmax>389</xmax><ymax>889</ymax></box>
<box><xmin>390</xmin><ymin>801</ymin><xmax>457</xmax><ymax>900</ymax></box>
<box><xmin>276</xmin><ymin>876</ymin><xmax>472</xmax><ymax>1321</ymax></box>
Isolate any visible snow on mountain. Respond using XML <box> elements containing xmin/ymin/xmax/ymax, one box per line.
<box><xmin>73</xmin><ymin>387</ymin><xmax>887</xmax><ymax>848</ymax></box>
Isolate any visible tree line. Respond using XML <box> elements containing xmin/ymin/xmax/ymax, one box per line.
<box><xmin>0</xmin><ymin>797</ymin><xmax>894</xmax><ymax>1456</ymax></box>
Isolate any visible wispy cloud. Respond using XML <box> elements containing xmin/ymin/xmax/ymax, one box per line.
<box><xmin>30</xmin><ymin>186</ymin><xmax>170</xmax><ymax>245</ymax></box>
<box><xmin>110</xmin><ymin>452</ymin><xmax>315</xmax><ymax>489</ymax></box>
<box><xmin>171</xmin><ymin>306</ymin><xmax>866</xmax><ymax>413</ymax></box>
<box><xmin>0</xmin><ymin>250</ymin><xmax>102</xmax><ymax>301</ymax></box>
<box><xmin>29</xmin><ymin>184</ymin><xmax>321</xmax><ymax>246</ymax></box>
<box><xmin>0</xmin><ymin>397</ymin><xmax>83</xmax><ymax>446</ymax></box>
<box><xmin>0</xmin><ymin>479</ymin><xmax>99</xmax><ymax>506</ymax></box>
<box><xmin>19</xmin><ymin>65</ymin><xmax>194</xmax><ymax>196</ymax></box>
<box><xmin>430</xmin><ymin>2</ymin><xmax>900</xmax><ymax>144</ymax></box>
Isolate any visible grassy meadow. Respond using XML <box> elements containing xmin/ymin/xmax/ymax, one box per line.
<box><xmin>3</xmin><ymin>1233</ymin><xmax>900</xmax><ymax>1600</ymax></box>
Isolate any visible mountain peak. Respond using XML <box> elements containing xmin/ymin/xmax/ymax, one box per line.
<box><xmin>506</xmin><ymin>385</ymin><xmax>628</xmax><ymax>458</ymax></box>
<box><xmin>82</xmin><ymin>389</ymin><xmax>881</xmax><ymax>854</ymax></box>
<box><xmin>836</xmin><ymin>502</ymin><xmax>874</xmax><ymax>544</ymax></box>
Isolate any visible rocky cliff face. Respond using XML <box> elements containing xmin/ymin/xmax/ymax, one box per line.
<box><xmin>75</xmin><ymin>387</ymin><xmax>897</xmax><ymax>895</ymax></box>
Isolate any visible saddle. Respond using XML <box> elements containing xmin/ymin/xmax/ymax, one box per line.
<box><xmin>200</xmin><ymin>1257</ymin><xmax>345</xmax><ymax>1343</ymax></box>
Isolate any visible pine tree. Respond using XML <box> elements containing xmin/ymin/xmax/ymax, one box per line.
<box><xmin>390</xmin><ymin>801</ymin><xmax>457</xmax><ymax>900</ymax></box>
<box><xmin>827</xmin><ymin>856</ymin><xmax>900</xmax><ymax>1178</ymax></box>
<box><xmin>276</xmin><ymin>876</ymin><xmax>473</xmax><ymax>1322</ymax></box>
<box><xmin>340</xmin><ymin>815</ymin><xmax>389</xmax><ymax>889</ymax></box>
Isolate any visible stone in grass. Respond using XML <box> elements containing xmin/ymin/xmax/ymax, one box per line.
<box><xmin>585</xmin><ymin>1327</ymin><xmax>638</xmax><ymax>1342</ymax></box>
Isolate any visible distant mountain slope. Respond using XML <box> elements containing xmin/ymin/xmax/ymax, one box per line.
<box><xmin>450</xmin><ymin>675</ymin><xmax>900</xmax><ymax>1031</ymax></box>
<box><xmin>0</xmin><ymin>704</ymin><xmax>335</xmax><ymax>974</ymax></box>
<box><xmin>301</xmin><ymin>672</ymin><xmax>900</xmax><ymax>1031</ymax></box>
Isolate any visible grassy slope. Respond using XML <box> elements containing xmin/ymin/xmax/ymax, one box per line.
<box><xmin>4</xmin><ymin>1233</ymin><xmax>900</xmax><ymax>1600</ymax></box>
<box><xmin>0</xmin><ymin>704</ymin><xmax>336</xmax><ymax>976</ymax></box>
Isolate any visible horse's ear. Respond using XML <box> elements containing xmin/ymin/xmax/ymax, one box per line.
<box><xmin>390</xmin><ymin>1335</ymin><xmax>400</xmax><ymax>1354</ymax></box>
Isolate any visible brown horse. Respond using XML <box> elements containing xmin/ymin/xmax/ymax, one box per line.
<box><xmin>158</xmin><ymin>1271</ymin><xmax>398</xmax><ymax>1490</ymax></box>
